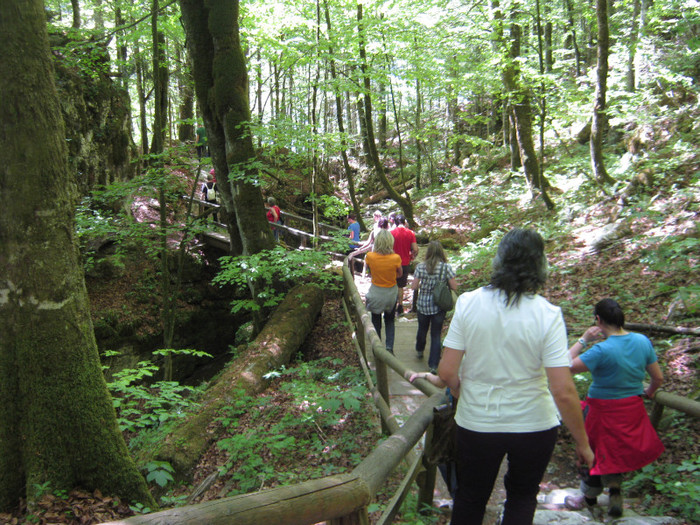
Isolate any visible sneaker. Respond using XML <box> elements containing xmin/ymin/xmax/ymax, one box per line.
<box><xmin>564</xmin><ymin>494</ymin><xmax>597</xmax><ymax>511</ymax></box>
<box><xmin>429</xmin><ymin>367</ymin><xmax>437</xmax><ymax>375</ymax></box>
<box><xmin>608</xmin><ymin>489</ymin><xmax>623</xmax><ymax>517</ymax></box>
<box><xmin>416</xmin><ymin>352</ymin><xmax>424</xmax><ymax>360</ymax></box>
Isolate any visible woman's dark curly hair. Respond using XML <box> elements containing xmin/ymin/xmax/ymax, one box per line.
<box><xmin>489</xmin><ymin>228</ymin><xmax>548</xmax><ymax>306</ymax></box>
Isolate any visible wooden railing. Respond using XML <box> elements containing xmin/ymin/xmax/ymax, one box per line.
<box><xmin>104</xmin><ymin>258</ymin><xmax>448</xmax><ymax>525</ymax></box>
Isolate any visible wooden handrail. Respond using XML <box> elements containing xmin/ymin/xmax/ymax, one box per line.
<box><xmin>650</xmin><ymin>389</ymin><xmax>700</xmax><ymax>428</ymax></box>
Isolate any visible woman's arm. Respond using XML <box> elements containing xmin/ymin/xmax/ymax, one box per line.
<box><xmin>448</xmin><ymin>277</ymin><xmax>458</xmax><ymax>292</ymax></box>
<box><xmin>411</xmin><ymin>277</ymin><xmax>420</xmax><ymax>291</ymax></box>
<box><xmin>405</xmin><ymin>370</ymin><xmax>446</xmax><ymax>388</ymax></box>
<box><xmin>645</xmin><ymin>361</ymin><xmax>663</xmax><ymax>398</ymax></box>
<box><xmin>546</xmin><ymin>367</ymin><xmax>595</xmax><ymax>468</ymax></box>
<box><xmin>437</xmin><ymin>347</ymin><xmax>463</xmax><ymax>394</ymax></box>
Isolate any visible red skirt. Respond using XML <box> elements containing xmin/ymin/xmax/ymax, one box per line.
<box><xmin>583</xmin><ymin>396</ymin><xmax>664</xmax><ymax>475</ymax></box>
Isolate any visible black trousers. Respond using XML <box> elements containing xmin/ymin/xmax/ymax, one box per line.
<box><xmin>451</xmin><ymin>425</ymin><xmax>558</xmax><ymax>525</ymax></box>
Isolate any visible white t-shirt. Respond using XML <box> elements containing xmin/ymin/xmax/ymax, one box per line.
<box><xmin>443</xmin><ymin>287</ymin><xmax>570</xmax><ymax>433</ymax></box>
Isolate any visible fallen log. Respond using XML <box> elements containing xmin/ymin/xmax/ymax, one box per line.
<box><xmin>626</xmin><ymin>322</ymin><xmax>699</xmax><ymax>337</ymax></box>
<box><xmin>149</xmin><ymin>284</ymin><xmax>325</xmax><ymax>477</ymax></box>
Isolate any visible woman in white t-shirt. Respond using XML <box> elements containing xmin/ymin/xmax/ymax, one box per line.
<box><xmin>438</xmin><ymin>228</ymin><xmax>594</xmax><ymax>525</ymax></box>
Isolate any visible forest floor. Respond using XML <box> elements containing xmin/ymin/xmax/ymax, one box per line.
<box><xmin>3</xmin><ymin>163</ymin><xmax>697</xmax><ymax>525</ymax></box>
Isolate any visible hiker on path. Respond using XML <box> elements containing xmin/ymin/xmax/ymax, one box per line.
<box><xmin>364</xmin><ymin>230</ymin><xmax>402</xmax><ymax>354</ymax></box>
<box><xmin>438</xmin><ymin>228</ymin><xmax>594</xmax><ymax>525</ymax></box>
<box><xmin>565</xmin><ymin>298</ymin><xmax>664</xmax><ymax>518</ymax></box>
<box><xmin>201</xmin><ymin>170</ymin><xmax>218</xmax><ymax>222</ymax></box>
<box><xmin>390</xmin><ymin>214</ymin><xmax>418</xmax><ymax>316</ymax></box>
<box><xmin>346</xmin><ymin>212</ymin><xmax>361</xmax><ymax>254</ymax></box>
<box><xmin>265</xmin><ymin>196</ymin><xmax>282</xmax><ymax>241</ymax></box>
<box><xmin>411</xmin><ymin>241</ymin><xmax>458</xmax><ymax>373</ymax></box>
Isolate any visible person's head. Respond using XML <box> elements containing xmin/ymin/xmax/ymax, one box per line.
<box><xmin>489</xmin><ymin>228</ymin><xmax>547</xmax><ymax>306</ymax></box>
<box><xmin>206</xmin><ymin>173</ymin><xmax>214</xmax><ymax>182</ymax></box>
<box><xmin>267</xmin><ymin>196</ymin><xmax>277</xmax><ymax>206</ymax></box>
<box><xmin>347</xmin><ymin>212</ymin><xmax>356</xmax><ymax>222</ymax></box>
<box><xmin>395</xmin><ymin>214</ymin><xmax>406</xmax><ymax>226</ymax></box>
<box><xmin>373</xmin><ymin>210</ymin><xmax>383</xmax><ymax>222</ymax></box>
<box><xmin>377</xmin><ymin>218</ymin><xmax>389</xmax><ymax>229</ymax></box>
<box><xmin>209</xmin><ymin>168</ymin><xmax>215</xmax><ymax>176</ymax></box>
<box><xmin>373</xmin><ymin>229</ymin><xmax>395</xmax><ymax>255</ymax></box>
<box><xmin>388</xmin><ymin>212</ymin><xmax>397</xmax><ymax>225</ymax></box>
<box><xmin>594</xmin><ymin>298</ymin><xmax>625</xmax><ymax>328</ymax></box>
<box><xmin>424</xmin><ymin>240</ymin><xmax>447</xmax><ymax>273</ymax></box>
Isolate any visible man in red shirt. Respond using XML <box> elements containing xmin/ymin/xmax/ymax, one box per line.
<box><xmin>391</xmin><ymin>214</ymin><xmax>419</xmax><ymax>315</ymax></box>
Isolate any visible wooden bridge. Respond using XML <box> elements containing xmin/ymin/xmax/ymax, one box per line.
<box><xmin>188</xmin><ymin>195</ymin><xmax>348</xmax><ymax>256</ymax></box>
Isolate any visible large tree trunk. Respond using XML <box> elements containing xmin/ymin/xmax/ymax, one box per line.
<box><xmin>591</xmin><ymin>0</ymin><xmax>615</xmax><ymax>184</ymax></box>
<box><xmin>180</xmin><ymin>0</ymin><xmax>273</xmax><ymax>255</ymax></box>
<box><xmin>150</xmin><ymin>285</ymin><xmax>325</xmax><ymax>476</ymax></box>
<box><xmin>0</xmin><ymin>0</ymin><xmax>154</xmax><ymax>511</ymax></box>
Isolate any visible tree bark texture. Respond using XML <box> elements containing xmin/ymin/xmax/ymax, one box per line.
<box><xmin>590</xmin><ymin>0</ymin><xmax>615</xmax><ymax>184</ymax></box>
<box><xmin>0</xmin><ymin>0</ymin><xmax>155</xmax><ymax>511</ymax></box>
<box><xmin>150</xmin><ymin>285</ymin><xmax>325</xmax><ymax>476</ymax></box>
<box><xmin>179</xmin><ymin>0</ymin><xmax>273</xmax><ymax>255</ymax></box>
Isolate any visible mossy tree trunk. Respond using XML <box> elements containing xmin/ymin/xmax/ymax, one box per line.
<box><xmin>180</xmin><ymin>0</ymin><xmax>274</xmax><ymax>255</ymax></box>
<box><xmin>0</xmin><ymin>0</ymin><xmax>155</xmax><ymax>512</ymax></box>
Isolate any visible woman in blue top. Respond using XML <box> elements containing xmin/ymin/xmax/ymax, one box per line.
<box><xmin>567</xmin><ymin>298</ymin><xmax>664</xmax><ymax>518</ymax></box>
<box><xmin>411</xmin><ymin>241</ymin><xmax>458</xmax><ymax>373</ymax></box>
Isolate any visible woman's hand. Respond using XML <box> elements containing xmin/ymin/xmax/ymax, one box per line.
<box><xmin>581</xmin><ymin>326</ymin><xmax>604</xmax><ymax>344</ymax></box>
<box><xmin>576</xmin><ymin>444</ymin><xmax>595</xmax><ymax>470</ymax></box>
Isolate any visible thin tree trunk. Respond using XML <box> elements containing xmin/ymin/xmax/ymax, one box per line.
<box><xmin>71</xmin><ymin>0</ymin><xmax>81</xmax><ymax>29</ymax></box>
<box><xmin>177</xmin><ymin>45</ymin><xmax>195</xmax><ymax>143</ymax></box>
<box><xmin>135</xmin><ymin>44</ymin><xmax>149</xmax><ymax>155</ymax></box>
<box><xmin>150</xmin><ymin>0</ymin><xmax>168</xmax><ymax>156</ymax></box>
<box><xmin>591</xmin><ymin>0</ymin><xmax>615</xmax><ymax>184</ymax></box>
<box><xmin>0</xmin><ymin>0</ymin><xmax>154</xmax><ymax>510</ymax></box>
<box><xmin>357</xmin><ymin>2</ymin><xmax>415</xmax><ymax>226</ymax></box>
<box><xmin>323</xmin><ymin>0</ymin><xmax>363</xmax><ymax>227</ymax></box>
<box><xmin>626</xmin><ymin>0</ymin><xmax>641</xmax><ymax>92</ymax></box>
<box><xmin>564</xmin><ymin>0</ymin><xmax>582</xmax><ymax>77</ymax></box>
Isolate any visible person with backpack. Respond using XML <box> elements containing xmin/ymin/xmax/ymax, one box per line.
<box><xmin>411</xmin><ymin>241</ymin><xmax>458</xmax><ymax>373</ymax></box>
<box><xmin>265</xmin><ymin>196</ymin><xmax>282</xmax><ymax>241</ymax></box>
<box><xmin>201</xmin><ymin>171</ymin><xmax>218</xmax><ymax>222</ymax></box>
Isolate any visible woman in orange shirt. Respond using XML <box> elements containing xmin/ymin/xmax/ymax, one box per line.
<box><xmin>365</xmin><ymin>230</ymin><xmax>402</xmax><ymax>354</ymax></box>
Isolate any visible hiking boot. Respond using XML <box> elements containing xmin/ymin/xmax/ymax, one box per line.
<box><xmin>564</xmin><ymin>494</ymin><xmax>597</xmax><ymax>511</ymax></box>
<box><xmin>608</xmin><ymin>489</ymin><xmax>623</xmax><ymax>517</ymax></box>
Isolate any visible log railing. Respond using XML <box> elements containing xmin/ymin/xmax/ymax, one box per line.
<box><xmin>102</xmin><ymin>258</ymin><xmax>447</xmax><ymax>525</ymax></box>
